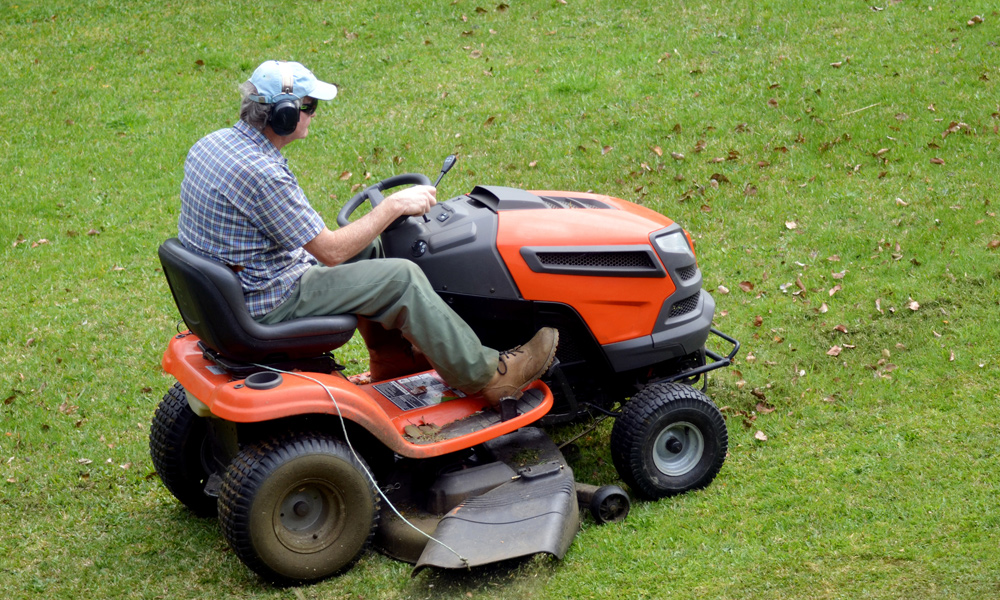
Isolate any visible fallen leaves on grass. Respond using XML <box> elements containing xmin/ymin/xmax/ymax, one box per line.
<box><xmin>754</xmin><ymin>430</ymin><xmax>768</xmax><ymax>441</ymax></box>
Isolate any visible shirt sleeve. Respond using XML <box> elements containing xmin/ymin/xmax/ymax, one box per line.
<box><xmin>245</xmin><ymin>164</ymin><xmax>325</xmax><ymax>251</ymax></box>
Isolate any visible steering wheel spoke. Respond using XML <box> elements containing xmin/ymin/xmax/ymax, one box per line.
<box><xmin>336</xmin><ymin>173</ymin><xmax>431</xmax><ymax>228</ymax></box>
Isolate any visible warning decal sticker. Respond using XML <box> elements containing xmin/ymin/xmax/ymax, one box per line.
<box><xmin>373</xmin><ymin>373</ymin><xmax>467</xmax><ymax>411</ymax></box>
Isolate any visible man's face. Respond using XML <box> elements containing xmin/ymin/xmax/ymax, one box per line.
<box><xmin>289</xmin><ymin>96</ymin><xmax>317</xmax><ymax>141</ymax></box>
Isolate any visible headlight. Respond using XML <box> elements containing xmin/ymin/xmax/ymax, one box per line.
<box><xmin>654</xmin><ymin>231</ymin><xmax>694</xmax><ymax>258</ymax></box>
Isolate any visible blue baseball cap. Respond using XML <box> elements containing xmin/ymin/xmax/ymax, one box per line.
<box><xmin>247</xmin><ymin>60</ymin><xmax>338</xmax><ymax>103</ymax></box>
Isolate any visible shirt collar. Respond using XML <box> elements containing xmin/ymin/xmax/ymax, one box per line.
<box><xmin>234</xmin><ymin>120</ymin><xmax>284</xmax><ymax>161</ymax></box>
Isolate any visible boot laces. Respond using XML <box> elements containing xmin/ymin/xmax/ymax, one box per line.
<box><xmin>496</xmin><ymin>345</ymin><xmax>525</xmax><ymax>376</ymax></box>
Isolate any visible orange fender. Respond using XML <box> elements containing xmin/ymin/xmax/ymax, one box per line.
<box><xmin>162</xmin><ymin>333</ymin><xmax>552</xmax><ymax>459</ymax></box>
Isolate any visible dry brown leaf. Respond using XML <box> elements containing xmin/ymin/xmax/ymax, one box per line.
<box><xmin>739</xmin><ymin>281</ymin><xmax>754</xmax><ymax>292</ymax></box>
<box><xmin>829</xmin><ymin>284</ymin><xmax>842</xmax><ymax>297</ymax></box>
<box><xmin>832</xmin><ymin>270</ymin><xmax>846</xmax><ymax>279</ymax></box>
<box><xmin>930</xmin><ymin>157</ymin><xmax>945</xmax><ymax>165</ymax></box>
<box><xmin>338</xmin><ymin>170</ymin><xmax>352</xmax><ymax>181</ymax></box>
<box><xmin>826</xmin><ymin>345</ymin><xmax>843</xmax><ymax>357</ymax></box>
<box><xmin>754</xmin><ymin>430</ymin><xmax>768</xmax><ymax>441</ymax></box>
<box><xmin>602</xmin><ymin>146</ymin><xmax>614</xmax><ymax>155</ymax></box>
<box><xmin>670</xmin><ymin>152</ymin><xmax>685</xmax><ymax>161</ymax></box>
<box><xmin>834</xmin><ymin>324</ymin><xmax>848</xmax><ymax>333</ymax></box>
<box><xmin>717</xmin><ymin>285</ymin><xmax>730</xmax><ymax>294</ymax></box>
<box><xmin>968</xmin><ymin>15</ymin><xmax>984</xmax><ymax>26</ymax></box>
<box><xmin>756</xmin><ymin>402</ymin><xmax>775</xmax><ymax>414</ymax></box>
<box><xmin>987</xmin><ymin>240</ymin><xmax>1000</xmax><ymax>249</ymax></box>
<box><xmin>651</xmin><ymin>146</ymin><xmax>663</xmax><ymax>157</ymax></box>
<box><xmin>907</xmin><ymin>300</ymin><xmax>920</xmax><ymax>311</ymax></box>
<box><xmin>785</xmin><ymin>221</ymin><xmax>797</xmax><ymax>230</ymax></box>
<box><xmin>753</xmin><ymin>315</ymin><xmax>763</xmax><ymax>327</ymax></box>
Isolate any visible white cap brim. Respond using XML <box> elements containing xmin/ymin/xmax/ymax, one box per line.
<box><xmin>309</xmin><ymin>80</ymin><xmax>338</xmax><ymax>101</ymax></box>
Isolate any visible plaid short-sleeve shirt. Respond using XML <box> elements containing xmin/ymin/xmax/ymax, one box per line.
<box><xmin>178</xmin><ymin>120</ymin><xmax>325</xmax><ymax>317</ymax></box>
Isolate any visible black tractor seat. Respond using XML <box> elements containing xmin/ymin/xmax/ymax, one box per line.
<box><xmin>158</xmin><ymin>238</ymin><xmax>357</xmax><ymax>365</ymax></box>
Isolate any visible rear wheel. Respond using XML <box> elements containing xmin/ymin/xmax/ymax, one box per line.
<box><xmin>149</xmin><ymin>382</ymin><xmax>217</xmax><ymax>517</ymax></box>
<box><xmin>217</xmin><ymin>433</ymin><xmax>379</xmax><ymax>584</ymax></box>
<box><xmin>610</xmin><ymin>383</ymin><xmax>727</xmax><ymax>500</ymax></box>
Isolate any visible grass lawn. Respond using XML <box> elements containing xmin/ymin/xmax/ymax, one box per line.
<box><xmin>2</xmin><ymin>1</ymin><xmax>999</xmax><ymax>598</ymax></box>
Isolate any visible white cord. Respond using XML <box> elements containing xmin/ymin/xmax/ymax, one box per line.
<box><xmin>250</xmin><ymin>363</ymin><xmax>470</xmax><ymax>567</ymax></box>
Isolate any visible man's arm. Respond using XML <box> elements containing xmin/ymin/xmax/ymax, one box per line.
<box><xmin>303</xmin><ymin>185</ymin><xmax>437</xmax><ymax>266</ymax></box>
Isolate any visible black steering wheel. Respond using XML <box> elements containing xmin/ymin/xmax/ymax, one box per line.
<box><xmin>336</xmin><ymin>173</ymin><xmax>432</xmax><ymax>228</ymax></box>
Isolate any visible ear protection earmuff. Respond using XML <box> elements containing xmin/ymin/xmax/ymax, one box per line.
<box><xmin>268</xmin><ymin>62</ymin><xmax>300</xmax><ymax>136</ymax></box>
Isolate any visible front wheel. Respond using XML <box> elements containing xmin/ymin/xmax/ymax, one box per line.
<box><xmin>610</xmin><ymin>383</ymin><xmax>727</xmax><ymax>500</ymax></box>
<box><xmin>217</xmin><ymin>433</ymin><xmax>379</xmax><ymax>585</ymax></box>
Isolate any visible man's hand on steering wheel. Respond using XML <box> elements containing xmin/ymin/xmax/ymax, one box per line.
<box><xmin>384</xmin><ymin>185</ymin><xmax>436</xmax><ymax>219</ymax></box>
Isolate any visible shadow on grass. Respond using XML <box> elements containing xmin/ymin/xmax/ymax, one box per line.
<box><xmin>406</xmin><ymin>554</ymin><xmax>561</xmax><ymax>599</ymax></box>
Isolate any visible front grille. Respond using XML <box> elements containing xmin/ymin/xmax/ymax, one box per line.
<box><xmin>537</xmin><ymin>251</ymin><xmax>656</xmax><ymax>270</ymax></box>
<box><xmin>676</xmin><ymin>265</ymin><xmax>698</xmax><ymax>281</ymax></box>
<box><xmin>668</xmin><ymin>293</ymin><xmax>700</xmax><ymax>318</ymax></box>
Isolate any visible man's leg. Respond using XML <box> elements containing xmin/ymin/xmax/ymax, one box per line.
<box><xmin>260</xmin><ymin>259</ymin><xmax>498</xmax><ymax>393</ymax></box>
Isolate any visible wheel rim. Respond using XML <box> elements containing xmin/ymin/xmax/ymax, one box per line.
<box><xmin>273</xmin><ymin>479</ymin><xmax>347</xmax><ymax>553</ymax></box>
<box><xmin>651</xmin><ymin>421</ymin><xmax>704</xmax><ymax>476</ymax></box>
<box><xmin>597</xmin><ymin>496</ymin><xmax>628</xmax><ymax>523</ymax></box>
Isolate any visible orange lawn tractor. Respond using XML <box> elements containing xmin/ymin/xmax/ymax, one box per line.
<box><xmin>150</xmin><ymin>157</ymin><xmax>739</xmax><ymax>585</ymax></box>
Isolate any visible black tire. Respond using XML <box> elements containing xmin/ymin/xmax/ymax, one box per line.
<box><xmin>610</xmin><ymin>382</ymin><xmax>727</xmax><ymax>500</ymax></box>
<box><xmin>589</xmin><ymin>485</ymin><xmax>631</xmax><ymax>524</ymax></box>
<box><xmin>217</xmin><ymin>433</ymin><xmax>379</xmax><ymax>585</ymax></box>
<box><xmin>149</xmin><ymin>382</ymin><xmax>217</xmax><ymax>517</ymax></box>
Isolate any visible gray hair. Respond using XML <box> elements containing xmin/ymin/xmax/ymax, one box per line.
<box><xmin>238</xmin><ymin>81</ymin><xmax>270</xmax><ymax>132</ymax></box>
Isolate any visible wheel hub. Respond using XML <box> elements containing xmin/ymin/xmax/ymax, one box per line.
<box><xmin>273</xmin><ymin>481</ymin><xmax>347</xmax><ymax>553</ymax></box>
<box><xmin>652</xmin><ymin>421</ymin><xmax>704</xmax><ymax>476</ymax></box>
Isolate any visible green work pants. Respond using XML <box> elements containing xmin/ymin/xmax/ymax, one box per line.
<box><xmin>258</xmin><ymin>252</ymin><xmax>499</xmax><ymax>393</ymax></box>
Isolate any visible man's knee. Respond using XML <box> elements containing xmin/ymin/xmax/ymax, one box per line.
<box><xmin>379</xmin><ymin>258</ymin><xmax>427</xmax><ymax>285</ymax></box>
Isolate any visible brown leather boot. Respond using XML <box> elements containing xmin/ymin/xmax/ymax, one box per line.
<box><xmin>479</xmin><ymin>327</ymin><xmax>559</xmax><ymax>407</ymax></box>
<box><xmin>356</xmin><ymin>318</ymin><xmax>432</xmax><ymax>381</ymax></box>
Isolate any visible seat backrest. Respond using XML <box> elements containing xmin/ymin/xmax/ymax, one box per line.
<box><xmin>158</xmin><ymin>238</ymin><xmax>357</xmax><ymax>362</ymax></box>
